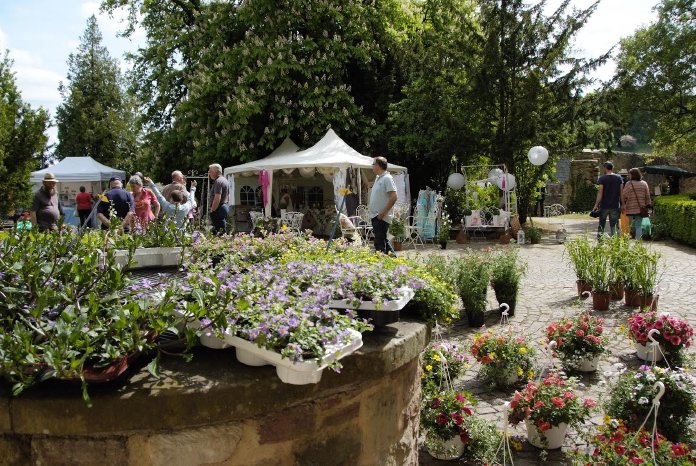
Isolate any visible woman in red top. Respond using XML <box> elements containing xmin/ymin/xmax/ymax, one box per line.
<box><xmin>75</xmin><ymin>186</ymin><xmax>93</xmax><ymax>228</ymax></box>
<box><xmin>129</xmin><ymin>175</ymin><xmax>160</xmax><ymax>230</ymax></box>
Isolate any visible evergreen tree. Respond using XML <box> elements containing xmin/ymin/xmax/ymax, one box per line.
<box><xmin>0</xmin><ymin>52</ymin><xmax>49</xmax><ymax>217</ymax></box>
<box><xmin>55</xmin><ymin>15</ymin><xmax>138</xmax><ymax>169</ymax></box>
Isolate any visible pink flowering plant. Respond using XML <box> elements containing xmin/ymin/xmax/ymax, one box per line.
<box><xmin>627</xmin><ymin>311</ymin><xmax>693</xmax><ymax>357</ymax></box>
<box><xmin>508</xmin><ymin>372</ymin><xmax>596</xmax><ymax>433</ymax></box>
<box><xmin>546</xmin><ymin>313</ymin><xmax>607</xmax><ymax>370</ymax></box>
<box><xmin>571</xmin><ymin>419</ymin><xmax>696</xmax><ymax>465</ymax></box>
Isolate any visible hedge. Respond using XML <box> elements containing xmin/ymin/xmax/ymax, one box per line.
<box><xmin>653</xmin><ymin>195</ymin><xmax>696</xmax><ymax>247</ymax></box>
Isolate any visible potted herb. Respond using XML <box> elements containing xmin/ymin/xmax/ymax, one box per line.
<box><xmin>489</xmin><ymin>246</ymin><xmax>525</xmax><ymax>316</ymax></box>
<box><xmin>508</xmin><ymin>372</ymin><xmax>596</xmax><ymax>449</ymax></box>
<box><xmin>455</xmin><ymin>253</ymin><xmax>489</xmax><ymax>327</ymax></box>
<box><xmin>470</xmin><ymin>330</ymin><xmax>536</xmax><ymax>388</ymax></box>
<box><xmin>586</xmin><ymin>242</ymin><xmax>613</xmax><ymax>310</ymax></box>
<box><xmin>388</xmin><ymin>218</ymin><xmax>406</xmax><ymax>251</ymax></box>
<box><xmin>605</xmin><ymin>366</ymin><xmax>696</xmax><ymax>443</ymax></box>
<box><xmin>546</xmin><ymin>313</ymin><xmax>607</xmax><ymax>372</ymax></box>
<box><xmin>438</xmin><ymin>210</ymin><xmax>452</xmax><ymax>249</ymax></box>
<box><xmin>605</xmin><ymin>234</ymin><xmax>630</xmax><ymax>300</ymax></box>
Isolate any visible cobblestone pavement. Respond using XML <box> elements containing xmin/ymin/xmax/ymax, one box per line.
<box><xmin>409</xmin><ymin>217</ymin><xmax>696</xmax><ymax>465</ymax></box>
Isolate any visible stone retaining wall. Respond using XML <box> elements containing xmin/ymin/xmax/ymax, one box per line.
<box><xmin>0</xmin><ymin>321</ymin><xmax>429</xmax><ymax>466</ymax></box>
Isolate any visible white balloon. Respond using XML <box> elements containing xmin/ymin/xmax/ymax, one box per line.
<box><xmin>496</xmin><ymin>173</ymin><xmax>516</xmax><ymax>191</ymax></box>
<box><xmin>487</xmin><ymin>168</ymin><xmax>504</xmax><ymax>183</ymax></box>
<box><xmin>446</xmin><ymin>173</ymin><xmax>466</xmax><ymax>190</ymax></box>
<box><xmin>528</xmin><ymin>146</ymin><xmax>549</xmax><ymax>166</ymax></box>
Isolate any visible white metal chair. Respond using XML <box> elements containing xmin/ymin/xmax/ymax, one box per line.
<box><xmin>249</xmin><ymin>211</ymin><xmax>265</xmax><ymax>233</ymax></box>
<box><xmin>283</xmin><ymin>212</ymin><xmax>304</xmax><ymax>234</ymax></box>
<box><xmin>402</xmin><ymin>216</ymin><xmax>426</xmax><ymax>249</ymax></box>
<box><xmin>355</xmin><ymin>204</ymin><xmax>373</xmax><ymax>241</ymax></box>
<box><xmin>546</xmin><ymin>204</ymin><xmax>566</xmax><ymax>242</ymax></box>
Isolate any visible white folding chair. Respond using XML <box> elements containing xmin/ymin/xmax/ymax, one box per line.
<box><xmin>402</xmin><ymin>216</ymin><xmax>425</xmax><ymax>249</ymax></box>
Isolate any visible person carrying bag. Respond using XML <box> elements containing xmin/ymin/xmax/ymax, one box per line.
<box><xmin>621</xmin><ymin>168</ymin><xmax>651</xmax><ymax>240</ymax></box>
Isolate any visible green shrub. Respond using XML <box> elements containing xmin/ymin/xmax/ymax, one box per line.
<box><xmin>653</xmin><ymin>195</ymin><xmax>696</xmax><ymax>247</ymax></box>
<box><xmin>569</xmin><ymin>174</ymin><xmax>598</xmax><ymax>212</ymax></box>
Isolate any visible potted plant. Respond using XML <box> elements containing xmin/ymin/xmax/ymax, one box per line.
<box><xmin>565</xmin><ymin>236</ymin><xmax>593</xmax><ymax>297</ymax></box>
<box><xmin>605</xmin><ymin>366</ymin><xmax>696</xmax><ymax>443</ymax></box>
<box><xmin>633</xmin><ymin>245</ymin><xmax>661</xmax><ymax>310</ymax></box>
<box><xmin>488</xmin><ymin>246</ymin><xmax>525</xmax><ymax>316</ymax></box>
<box><xmin>626</xmin><ymin>311</ymin><xmax>693</xmax><ymax>364</ymax></box>
<box><xmin>455</xmin><ymin>253</ymin><xmax>489</xmax><ymax>327</ymax></box>
<box><xmin>421</xmin><ymin>391</ymin><xmax>501</xmax><ymax>462</ymax></box>
<box><xmin>388</xmin><ymin>218</ymin><xmax>406</xmax><ymax>251</ymax></box>
<box><xmin>586</xmin><ymin>242</ymin><xmax>613</xmax><ymax>310</ymax></box>
<box><xmin>525</xmin><ymin>226</ymin><xmax>542</xmax><ymax>244</ymax></box>
<box><xmin>606</xmin><ymin>234</ymin><xmax>630</xmax><ymax>300</ymax></box>
<box><xmin>421</xmin><ymin>342</ymin><xmax>469</xmax><ymax>397</ymax></box>
<box><xmin>546</xmin><ymin>313</ymin><xmax>607</xmax><ymax>372</ymax></box>
<box><xmin>438</xmin><ymin>210</ymin><xmax>452</xmax><ymax>249</ymax></box>
<box><xmin>508</xmin><ymin>372</ymin><xmax>596</xmax><ymax>449</ymax></box>
<box><xmin>570</xmin><ymin>420</ymin><xmax>696</xmax><ymax>465</ymax></box>
<box><xmin>470</xmin><ymin>330</ymin><xmax>536</xmax><ymax>388</ymax></box>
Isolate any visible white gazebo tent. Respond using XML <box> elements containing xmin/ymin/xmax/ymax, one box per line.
<box><xmin>224</xmin><ymin>129</ymin><xmax>409</xmax><ymax>217</ymax></box>
<box><xmin>30</xmin><ymin>156</ymin><xmax>126</xmax><ymax>208</ymax></box>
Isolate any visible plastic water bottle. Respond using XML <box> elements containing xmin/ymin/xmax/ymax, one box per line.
<box><xmin>517</xmin><ymin>229</ymin><xmax>525</xmax><ymax>245</ymax></box>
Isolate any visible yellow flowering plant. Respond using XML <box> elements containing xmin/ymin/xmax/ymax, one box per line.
<box><xmin>470</xmin><ymin>330</ymin><xmax>536</xmax><ymax>387</ymax></box>
<box><xmin>421</xmin><ymin>341</ymin><xmax>470</xmax><ymax>396</ymax></box>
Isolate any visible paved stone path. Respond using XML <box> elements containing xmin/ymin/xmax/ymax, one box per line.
<box><xmin>409</xmin><ymin>217</ymin><xmax>696</xmax><ymax>465</ymax></box>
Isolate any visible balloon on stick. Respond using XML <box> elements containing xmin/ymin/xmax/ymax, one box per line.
<box><xmin>528</xmin><ymin>146</ymin><xmax>549</xmax><ymax>166</ymax></box>
<box><xmin>496</xmin><ymin>173</ymin><xmax>516</xmax><ymax>191</ymax></box>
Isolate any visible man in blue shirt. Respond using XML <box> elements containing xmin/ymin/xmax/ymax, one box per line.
<box><xmin>593</xmin><ymin>161</ymin><xmax>623</xmax><ymax>238</ymax></box>
<box><xmin>97</xmin><ymin>177</ymin><xmax>135</xmax><ymax>230</ymax></box>
<box><xmin>368</xmin><ymin>156</ymin><xmax>398</xmax><ymax>255</ymax></box>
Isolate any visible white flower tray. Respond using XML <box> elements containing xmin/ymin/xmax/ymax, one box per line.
<box><xmin>114</xmin><ymin>247</ymin><xmax>182</xmax><ymax>269</ymax></box>
<box><xmin>186</xmin><ymin>318</ymin><xmax>231</xmax><ymax>349</ymax></box>
<box><xmin>223</xmin><ymin>329</ymin><xmax>363</xmax><ymax>385</ymax></box>
<box><xmin>327</xmin><ymin>287</ymin><xmax>414</xmax><ymax>311</ymax></box>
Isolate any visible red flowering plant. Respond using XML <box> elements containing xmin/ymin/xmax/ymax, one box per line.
<box><xmin>627</xmin><ymin>311</ymin><xmax>693</xmax><ymax>359</ymax></box>
<box><xmin>570</xmin><ymin>418</ymin><xmax>696</xmax><ymax>465</ymax></box>
<box><xmin>421</xmin><ymin>391</ymin><xmax>476</xmax><ymax>443</ymax></box>
<box><xmin>508</xmin><ymin>372</ymin><xmax>596</xmax><ymax>433</ymax></box>
<box><xmin>546</xmin><ymin>313</ymin><xmax>607</xmax><ymax>370</ymax></box>
<box><xmin>471</xmin><ymin>330</ymin><xmax>536</xmax><ymax>387</ymax></box>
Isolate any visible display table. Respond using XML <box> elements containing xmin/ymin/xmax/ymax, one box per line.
<box><xmin>0</xmin><ymin>320</ymin><xmax>429</xmax><ymax>466</ymax></box>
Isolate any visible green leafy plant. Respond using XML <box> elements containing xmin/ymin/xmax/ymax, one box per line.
<box><xmin>565</xmin><ymin>235</ymin><xmax>593</xmax><ymax>283</ymax></box>
<box><xmin>586</xmin><ymin>241</ymin><xmax>613</xmax><ymax>293</ymax></box>
<box><xmin>605</xmin><ymin>366</ymin><xmax>696</xmax><ymax>443</ymax></box>
<box><xmin>438</xmin><ymin>210</ymin><xmax>452</xmax><ymax>243</ymax></box>
<box><xmin>488</xmin><ymin>246</ymin><xmax>525</xmax><ymax>313</ymax></box>
<box><xmin>455</xmin><ymin>252</ymin><xmax>490</xmax><ymax>315</ymax></box>
<box><xmin>388</xmin><ymin>217</ymin><xmax>406</xmax><ymax>240</ymax></box>
<box><xmin>524</xmin><ymin>226</ymin><xmax>542</xmax><ymax>244</ymax></box>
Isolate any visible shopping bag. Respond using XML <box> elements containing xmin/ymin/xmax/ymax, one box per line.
<box><xmin>641</xmin><ymin>216</ymin><xmax>652</xmax><ymax>236</ymax></box>
<box><xmin>619</xmin><ymin>213</ymin><xmax>630</xmax><ymax>235</ymax></box>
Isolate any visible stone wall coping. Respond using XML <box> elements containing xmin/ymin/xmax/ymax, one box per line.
<box><xmin>1</xmin><ymin>320</ymin><xmax>429</xmax><ymax>436</ymax></box>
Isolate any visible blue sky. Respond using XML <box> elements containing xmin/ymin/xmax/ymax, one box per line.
<box><xmin>0</xmin><ymin>0</ymin><xmax>659</xmax><ymax>147</ymax></box>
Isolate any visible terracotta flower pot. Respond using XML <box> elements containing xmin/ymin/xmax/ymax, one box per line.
<box><xmin>576</xmin><ymin>280</ymin><xmax>592</xmax><ymax>297</ymax></box>
<box><xmin>393</xmin><ymin>241</ymin><xmax>403</xmax><ymax>252</ymax></box>
<box><xmin>624</xmin><ymin>289</ymin><xmax>642</xmax><ymax>307</ymax></box>
<box><xmin>456</xmin><ymin>229</ymin><xmax>469</xmax><ymax>244</ymax></box>
<box><xmin>499</xmin><ymin>231</ymin><xmax>511</xmax><ymax>244</ymax></box>
<box><xmin>640</xmin><ymin>294</ymin><xmax>658</xmax><ymax>311</ymax></box>
<box><xmin>591</xmin><ymin>291</ymin><xmax>611</xmax><ymax>311</ymax></box>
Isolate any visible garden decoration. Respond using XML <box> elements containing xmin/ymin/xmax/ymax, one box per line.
<box><xmin>492</xmin><ymin>401</ymin><xmax>515</xmax><ymax>466</ymax></box>
<box><xmin>635</xmin><ymin>381</ymin><xmax>666</xmax><ymax>466</ymax></box>
<box><xmin>527</xmin><ymin>146</ymin><xmax>549</xmax><ymax>166</ymax></box>
<box><xmin>447</xmin><ymin>172</ymin><xmax>466</xmax><ymax>190</ymax></box>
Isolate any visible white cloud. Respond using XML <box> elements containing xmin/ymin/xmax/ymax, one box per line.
<box><xmin>0</xmin><ymin>25</ymin><xmax>7</xmax><ymax>50</ymax></box>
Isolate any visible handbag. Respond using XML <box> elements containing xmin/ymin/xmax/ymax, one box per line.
<box><xmin>630</xmin><ymin>182</ymin><xmax>650</xmax><ymax>218</ymax></box>
<box><xmin>589</xmin><ymin>209</ymin><xmax>600</xmax><ymax>218</ymax></box>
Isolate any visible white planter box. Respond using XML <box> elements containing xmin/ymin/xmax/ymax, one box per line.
<box><xmin>114</xmin><ymin>247</ymin><xmax>182</xmax><ymax>269</ymax></box>
<box><xmin>186</xmin><ymin>319</ymin><xmax>231</xmax><ymax>349</ymax></box>
<box><xmin>327</xmin><ymin>287</ymin><xmax>414</xmax><ymax>311</ymax></box>
<box><xmin>224</xmin><ymin>329</ymin><xmax>363</xmax><ymax>385</ymax></box>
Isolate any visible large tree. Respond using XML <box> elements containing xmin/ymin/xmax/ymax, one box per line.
<box><xmin>103</xmin><ymin>0</ymin><xmax>414</xmax><ymax>179</ymax></box>
<box><xmin>387</xmin><ymin>0</ymin><xmax>485</xmax><ymax>189</ymax></box>
<box><xmin>0</xmin><ymin>52</ymin><xmax>49</xmax><ymax>216</ymax></box>
<box><xmin>55</xmin><ymin>15</ymin><xmax>138</xmax><ymax>170</ymax></box>
<box><xmin>614</xmin><ymin>0</ymin><xmax>695</xmax><ymax>157</ymax></box>
<box><xmin>472</xmin><ymin>0</ymin><xmax>605</xmax><ymax>222</ymax></box>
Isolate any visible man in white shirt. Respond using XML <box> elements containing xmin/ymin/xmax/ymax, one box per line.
<box><xmin>367</xmin><ymin>156</ymin><xmax>398</xmax><ymax>255</ymax></box>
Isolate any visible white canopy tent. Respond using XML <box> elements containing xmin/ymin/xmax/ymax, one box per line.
<box><xmin>224</xmin><ymin>129</ymin><xmax>409</xmax><ymax>217</ymax></box>
<box><xmin>30</xmin><ymin>157</ymin><xmax>126</xmax><ymax>183</ymax></box>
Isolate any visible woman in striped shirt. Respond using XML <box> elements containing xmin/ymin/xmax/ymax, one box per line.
<box><xmin>622</xmin><ymin>168</ymin><xmax>651</xmax><ymax>240</ymax></box>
